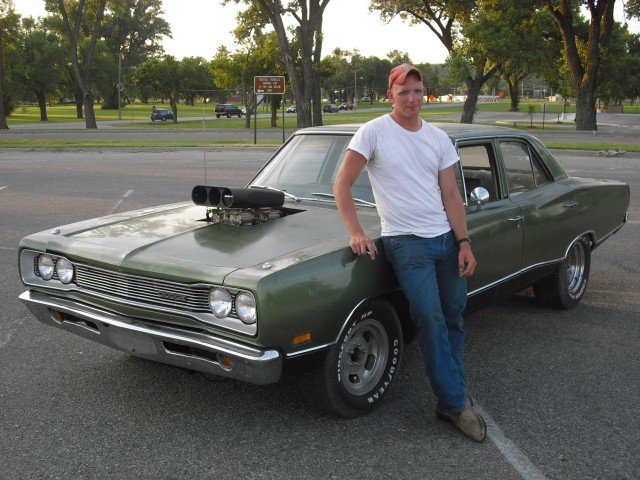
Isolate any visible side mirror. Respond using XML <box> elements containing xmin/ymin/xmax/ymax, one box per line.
<box><xmin>470</xmin><ymin>187</ymin><xmax>490</xmax><ymax>211</ymax></box>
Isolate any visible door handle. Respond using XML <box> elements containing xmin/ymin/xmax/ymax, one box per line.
<box><xmin>564</xmin><ymin>202</ymin><xmax>578</xmax><ymax>208</ymax></box>
<box><xmin>508</xmin><ymin>215</ymin><xmax>524</xmax><ymax>222</ymax></box>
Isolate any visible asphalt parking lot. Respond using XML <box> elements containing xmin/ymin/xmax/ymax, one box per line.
<box><xmin>1</xmin><ymin>119</ymin><xmax>639</xmax><ymax>479</ymax></box>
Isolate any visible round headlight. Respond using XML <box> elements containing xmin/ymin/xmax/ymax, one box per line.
<box><xmin>37</xmin><ymin>255</ymin><xmax>54</xmax><ymax>280</ymax></box>
<box><xmin>235</xmin><ymin>291</ymin><xmax>257</xmax><ymax>324</ymax></box>
<box><xmin>209</xmin><ymin>287</ymin><xmax>232</xmax><ymax>318</ymax></box>
<box><xmin>56</xmin><ymin>257</ymin><xmax>74</xmax><ymax>284</ymax></box>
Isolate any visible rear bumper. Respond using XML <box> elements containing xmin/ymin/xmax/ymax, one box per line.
<box><xmin>19</xmin><ymin>290</ymin><xmax>282</xmax><ymax>385</ymax></box>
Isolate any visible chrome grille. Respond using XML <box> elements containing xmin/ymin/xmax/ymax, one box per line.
<box><xmin>74</xmin><ymin>264</ymin><xmax>220</xmax><ymax>314</ymax></box>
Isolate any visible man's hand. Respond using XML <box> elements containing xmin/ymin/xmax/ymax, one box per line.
<box><xmin>350</xmin><ymin>233</ymin><xmax>378</xmax><ymax>260</ymax></box>
<box><xmin>458</xmin><ymin>244</ymin><xmax>477</xmax><ymax>277</ymax></box>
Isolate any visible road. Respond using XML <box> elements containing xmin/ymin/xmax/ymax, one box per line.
<box><xmin>3</xmin><ymin>109</ymin><xmax>640</xmax><ymax>147</ymax></box>
<box><xmin>0</xmin><ymin>141</ymin><xmax>639</xmax><ymax>479</ymax></box>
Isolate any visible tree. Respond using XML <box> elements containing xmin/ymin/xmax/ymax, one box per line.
<box><xmin>180</xmin><ymin>57</ymin><xmax>214</xmax><ymax>106</ymax></box>
<box><xmin>225</xmin><ymin>0</ymin><xmax>331</xmax><ymax>128</ymax></box>
<box><xmin>469</xmin><ymin>1</ymin><xmax>556</xmax><ymax>112</ymax></box>
<box><xmin>0</xmin><ymin>0</ymin><xmax>21</xmax><ymax>129</ymax></box>
<box><xmin>539</xmin><ymin>0</ymin><xmax>616</xmax><ymax>131</ymax></box>
<box><xmin>46</xmin><ymin>0</ymin><xmax>109</xmax><ymax>129</ymax></box>
<box><xmin>100</xmin><ymin>0</ymin><xmax>170</xmax><ymax>110</ymax></box>
<box><xmin>19</xmin><ymin>18</ymin><xmax>66</xmax><ymax>121</ymax></box>
<box><xmin>371</xmin><ymin>0</ymin><xmax>501</xmax><ymax>123</ymax></box>
<box><xmin>132</xmin><ymin>55</ymin><xmax>180</xmax><ymax>121</ymax></box>
<box><xmin>596</xmin><ymin>26</ymin><xmax>640</xmax><ymax>107</ymax></box>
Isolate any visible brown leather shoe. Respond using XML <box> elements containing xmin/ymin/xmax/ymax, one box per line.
<box><xmin>436</xmin><ymin>403</ymin><xmax>487</xmax><ymax>442</ymax></box>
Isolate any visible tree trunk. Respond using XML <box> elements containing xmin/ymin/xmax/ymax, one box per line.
<box><xmin>37</xmin><ymin>91</ymin><xmax>48</xmax><ymax>121</ymax></box>
<box><xmin>83</xmin><ymin>92</ymin><xmax>98</xmax><ymax>129</ymax></box>
<box><xmin>505</xmin><ymin>75</ymin><xmax>520</xmax><ymax>112</ymax></box>
<box><xmin>575</xmin><ymin>85</ymin><xmax>597</xmax><ymax>131</ymax></box>
<box><xmin>75</xmin><ymin>94</ymin><xmax>83</xmax><ymax>119</ymax></box>
<box><xmin>460</xmin><ymin>85</ymin><xmax>479</xmax><ymax>124</ymax></box>
<box><xmin>169</xmin><ymin>96</ymin><xmax>178</xmax><ymax>123</ymax></box>
<box><xmin>460</xmin><ymin>72</ymin><xmax>488</xmax><ymax>124</ymax></box>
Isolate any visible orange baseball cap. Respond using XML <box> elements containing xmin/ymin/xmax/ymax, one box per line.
<box><xmin>388</xmin><ymin>63</ymin><xmax>423</xmax><ymax>90</ymax></box>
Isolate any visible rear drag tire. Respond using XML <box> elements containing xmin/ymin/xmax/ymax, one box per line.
<box><xmin>534</xmin><ymin>236</ymin><xmax>591</xmax><ymax>309</ymax></box>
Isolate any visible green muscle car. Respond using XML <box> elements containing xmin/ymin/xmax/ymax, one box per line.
<box><xmin>18</xmin><ymin>124</ymin><xmax>630</xmax><ymax>418</ymax></box>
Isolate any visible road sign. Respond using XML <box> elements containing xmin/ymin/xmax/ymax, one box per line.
<box><xmin>254</xmin><ymin>76</ymin><xmax>285</xmax><ymax>94</ymax></box>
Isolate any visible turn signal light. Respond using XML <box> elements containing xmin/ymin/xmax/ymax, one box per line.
<box><xmin>217</xmin><ymin>353</ymin><xmax>233</xmax><ymax>370</ymax></box>
<box><xmin>293</xmin><ymin>332</ymin><xmax>311</xmax><ymax>346</ymax></box>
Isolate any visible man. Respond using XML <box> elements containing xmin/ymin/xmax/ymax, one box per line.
<box><xmin>333</xmin><ymin>63</ymin><xmax>486</xmax><ymax>442</ymax></box>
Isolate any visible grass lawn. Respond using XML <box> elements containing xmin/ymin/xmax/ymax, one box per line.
<box><xmin>6</xmin><ymin>99</ymin><xmax>577</xmax><ymax>125</ymax></box>
<box><xmin>4</xmin><ymin>100</ymin><xmax>640</xmax><ymax>151</ymax></box>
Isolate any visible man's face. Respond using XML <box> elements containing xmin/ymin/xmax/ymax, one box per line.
<box><xmin>388</xmin><ymin>76</ymin><xmax>424</xmax><ymax>117</ymax></box>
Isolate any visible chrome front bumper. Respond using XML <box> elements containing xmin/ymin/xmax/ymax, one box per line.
<box><xmin>19</xmin><ymin>290</ymin><xmax>282</xmax><ymax>385</ymax></box>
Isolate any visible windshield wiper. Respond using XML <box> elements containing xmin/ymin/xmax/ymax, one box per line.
<box><xmin>249</xmin><ymin>185</ymin><xmax>300</xmax><ymax>202</ymax></box>
<box><xmin>310</xmin><ymin>192</ymin><xmax>376</xmax><ymax>208</ymax></box>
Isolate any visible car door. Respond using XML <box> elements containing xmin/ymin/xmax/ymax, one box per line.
<box><xmin>456</xmin><ymin>141</ymin><xmax>524</xmax><ymax>296</ymax></box>
<box><xmin>497</xmin><ymin>139</ymin><xmax>577</xmax><ymax>268</ymax></box>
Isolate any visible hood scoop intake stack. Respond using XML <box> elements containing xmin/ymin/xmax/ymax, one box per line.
<box><xmin>192</xmin><ymin>185</ymin><xmax>293</xmax><ymax>227</ymax></box>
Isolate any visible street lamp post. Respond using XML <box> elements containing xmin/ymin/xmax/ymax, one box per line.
<box><xmin>354</xmin><ymin>71</ymin><xmax>357</xmax><ymax>110</ymax></box>
<box><xmin>117</xmin><ymin>55</ymin><xmax>122</xmax><ymax>120</ymax></box>
<box><xmin>353</xmin><ymin>71</ymin><xmax>363</xmax><ymax>110</ymax></box>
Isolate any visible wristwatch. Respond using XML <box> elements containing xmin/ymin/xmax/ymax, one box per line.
<box><xmin>456</xmin><ymin>237</ymin><xmax>471</xmax><ymax>246</ymax></box>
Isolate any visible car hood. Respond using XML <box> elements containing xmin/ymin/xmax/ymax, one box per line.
<box><xmin>22</xmin><ymin>202</ymin><xmax>377</xmax><ymax>284</ymax></box>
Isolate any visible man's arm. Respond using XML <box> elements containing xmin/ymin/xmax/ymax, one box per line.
<box><xmin>439</xmin><ymin>165</ymin><xmax>477</xmax><ymax>277</ymax></box>
<box><xmin>334</xmin><ymin>149</ymin><xmax>378</xmax><ymax>260</ymax></box>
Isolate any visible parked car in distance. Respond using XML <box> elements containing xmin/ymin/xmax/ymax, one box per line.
<box><xmin>286</xmin><ymin>105</ymin><xmax>296</xmax><ymax>113</ymax></box>
<box><xmin>339</xmin><ymin>103</ymin><xmax>354</xmax><ymax>111</ymax></box>
<box><xmin>150</xmin><ymin>108</ymin><xmax>174</xmax><ymax>121</ymax></box>
<box><xmin>360</xmin><ymin>96</ymin><xmax>371</xmax><ymax>102</ymax></box>
<box><xmin>215</xmin><ymin>104</ymin><xmax>243</xmax><ymax>118</ymax></box>
<box><xmin>18</xmin><ymin>124</ymin><xmax>629</xmax><ymax>419</ymax></box>
<box><xmin>323</xmin><ymin>103</ymin><xmax>339</xmax><ymax>113</ymax></box>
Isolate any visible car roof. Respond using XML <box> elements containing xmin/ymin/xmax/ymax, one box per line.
<box><xmin>294</xmin><ymin>122</ymin><xmax>533</xmax><ymax>142</ymax></box>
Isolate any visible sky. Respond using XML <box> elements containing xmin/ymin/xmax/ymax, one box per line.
<box><xmin>15</xmin><ymin>0</ymin><xmax>639</xmax><ymax>66</ymax></box>
<box><xmin>15</xmin><ymin>0</ymin><xmax>449</xmax><ymax>65</ymax></box>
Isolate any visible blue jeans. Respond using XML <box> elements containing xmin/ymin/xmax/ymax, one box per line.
<box><xmin>382</xmin><ymin>231</ymin><xmax>468</xmax><ymax>414</ymax></box>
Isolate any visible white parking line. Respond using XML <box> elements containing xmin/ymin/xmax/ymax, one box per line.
<box><xmin>474</xmin><ymin>401</ymin><xmax>547</xmax><ymax>480</ymax></box>
<box><xmin>109</xmin><ymin>189</ymin><xmax>134</xmax><ymax>214</ymax></box>
<box><xmin>0</xmin><ymin>185</ymin><xmax>7</xmax><ymax>191</ymax></box>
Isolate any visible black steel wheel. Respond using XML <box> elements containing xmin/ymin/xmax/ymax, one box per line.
<box><xmin>303</xmin><ymin>299</ymin><xmax>403</xmax><ymax>418</ymax></box>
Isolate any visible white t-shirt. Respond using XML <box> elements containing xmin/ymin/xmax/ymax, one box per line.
<box><xmin>348</xmin><ymin>114</ymin><xmax>459</xmax><ymax>238</ymax></box>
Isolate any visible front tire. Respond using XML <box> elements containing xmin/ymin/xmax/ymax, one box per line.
<box><xmin>534</xmin><ymin>236</ymin><xmax>591</xmax><ymax>309</ymax></box>
<box><xmin>303</xmin><ymin>299</ymin><xmax>403</xmax><ymax>418</ymax></box>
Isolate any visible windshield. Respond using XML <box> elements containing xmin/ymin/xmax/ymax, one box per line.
<box><xmin>249</xmin><ymin>133</ymin><xmax>374</xmax><ymax>204</ymax></box>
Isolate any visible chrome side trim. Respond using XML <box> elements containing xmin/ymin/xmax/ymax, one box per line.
<box><xmin>467</xmin><ymin>259</ymin><xmax>561</xmax><ymax>297</ymax></box>
<box><xmin>20</xmin><ymin>290</ymin><xmax>281</xmax><ymax>385</ymax></box>
<box><xmin>286</xmin><ymin>342</ymin><xmax>335</xmax><ymax>358</ymax></box>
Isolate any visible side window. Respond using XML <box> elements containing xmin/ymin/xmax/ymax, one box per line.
<box><xmin>500</xmin><ymin>141</ymin><xmax>550</xmax><ymax>195</ymax></box>
<box><xmin>458</xmin><ymin>144</ymin><xmax>498</xmax><ymax>203</ymax></box>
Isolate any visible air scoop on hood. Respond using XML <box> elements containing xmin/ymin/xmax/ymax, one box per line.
<box><xmin>192</xmin><ymin>185</ymin><xmax>284</xmax><ymax>208</ymax></box>
<box><xmin>192</xmin><ymin>185</ymin><xmax>298</xmax><ymax>227</ymax></box>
